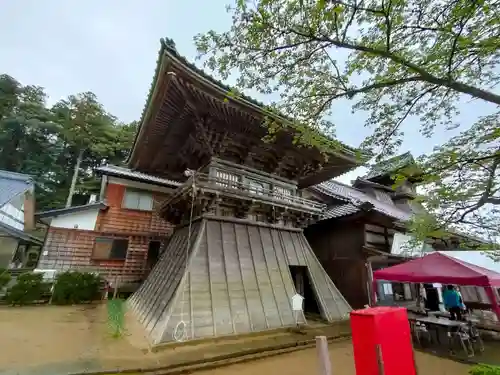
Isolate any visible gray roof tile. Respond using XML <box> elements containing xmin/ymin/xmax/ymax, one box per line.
<box><xmin>313</xmin><ymin>180</ymin><xmax>411</xmax><ymax>222</ymax></box>
<box><xmin>323</xmin><ymin>203</ymin><xmax>360</xmax><ymax>220</ymax></box>
<box><xmin>364</xmin><ymin>152</ymin><xmax>415</xmax><ymax>180</ymax></box>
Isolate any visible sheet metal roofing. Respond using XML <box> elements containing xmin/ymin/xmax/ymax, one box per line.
<box><xmin>96</xmin><ymin>164</ymin><xmax>181</xmax><ymax>187</ymax></box>
<box><xmin>0</xmin><ymin>170</ymin><xmax>33</xmax><ymax>209</ymax></box>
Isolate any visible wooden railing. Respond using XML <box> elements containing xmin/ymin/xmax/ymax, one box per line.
<box><xmin>186</xmin><ymin>173</ymin><xmax>326</xmax><ymax>213</ymax></box>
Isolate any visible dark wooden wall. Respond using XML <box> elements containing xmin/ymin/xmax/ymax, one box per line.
<box><xmin>305</xmin><ymin>220</ymin><xmax>368</xmax><ymax>309</ymax></box>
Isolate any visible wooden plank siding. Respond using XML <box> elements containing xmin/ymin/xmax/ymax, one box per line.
<box><xmin>305</xmin><ymin>220</ymin><xmax>369</xmax><ymax>309</ymax></box>
<box><xmin>96</xmin><ymin>183</ymin><xmax>173</xmax><ymax>235</ymax></box>
<box><xmin>38</xmin><ymin>228</ymin><xmax>153</xmax><ymax>283</ymax></box>
<box><xmin>38</xmin><ymin>183</ymin><xmax>174</xmax><ymax>283</ymax></box>
<box><xmin>128</xmin><ymin>217</ymin><xmax>352</xmax><ymax>345</ymax></box>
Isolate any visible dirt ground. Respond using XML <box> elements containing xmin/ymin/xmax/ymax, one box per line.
<box><xmin>0</xmin><ymin>304</ymin><xmax>472</xmax><ymax>375</ymax></box>
<box><xmin>197</xmin><ymin>342</ymin><xmax>471</xmax><ymax>375</ymax></box>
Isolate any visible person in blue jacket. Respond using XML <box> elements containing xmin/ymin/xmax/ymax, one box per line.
<box><xmin>443</xmin><ymin>285</ymin><xmax>463</xmax><ymax>320</ymax></box>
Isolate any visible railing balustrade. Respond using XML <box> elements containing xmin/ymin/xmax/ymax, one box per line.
<box><xmin>194</xmin><ymin>173</ymin><xmax>325</xmax><ymax>211</ymax></box>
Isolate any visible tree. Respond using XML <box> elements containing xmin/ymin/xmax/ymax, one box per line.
<box><xmin>51</xmin><ymin>92</ymin><xmax>118</xmax><ymax>207</ymax></box>
<box><xmin>0</xmin><ymin>74</ymin><xmax>138</xmax><ymax>210</ymax></box>
<box><xmin>195</xmin><ymin>0</ymin><xmax>500</xmax><ymax>243</ymax></box>
<box><xmin>0</xmin><ymin>75</ymin><xmax>63</xmax><ymax>208</ymax></box>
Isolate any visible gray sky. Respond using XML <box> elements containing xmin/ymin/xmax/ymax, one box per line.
<box><xmin>1</xmin><ymin>0</ymin><xmax>495</xmax><ymax>183</ymax></box>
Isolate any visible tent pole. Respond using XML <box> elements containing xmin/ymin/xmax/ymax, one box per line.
<box><xmin>371</xmin><ymin>278</ymin><xmax>378</xmax><ymax>306</ymax></box>
<box><xmin>484</xmin><ymin>285</ymin><xmax>500</xmax><ymax>322</ymax></box>
<box><xmin>366</xmin><ymin>260</ymin><xmax>374</xmax><ymax>306</ymax></box>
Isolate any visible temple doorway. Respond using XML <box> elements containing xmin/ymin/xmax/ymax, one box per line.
<box><xmin>289</xmin><ymin>265</ymin><xmax>321</xmax><ymax>316</ymax></box>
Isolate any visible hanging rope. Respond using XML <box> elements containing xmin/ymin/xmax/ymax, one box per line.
<box><xmin>173</xmin><ymin>173</ymin><xmax>197</xmax><ymax>342</ymax></box>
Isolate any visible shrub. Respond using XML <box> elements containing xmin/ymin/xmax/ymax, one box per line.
<box><xmin>5</xmin><ymin>272</ymin><xmax>50</xmax><ymax>305</ymax></box>
<box><xmin>0</xmin><ymin>268</ymin><xmax>11</xmax><ymax>289</ymax></box>
<box><xmin>470</xmin><ymin>365</ymin><xmax>500</xmax><ymax>375</ymax></box>
<box><xmin>51</xmin><ymin>271</ymin><xmax>102</xmax><ymax>305</ymax></box>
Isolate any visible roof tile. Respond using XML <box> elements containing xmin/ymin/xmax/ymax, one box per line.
<box><xmin>313</xmin><ymin>180</ymin><xmax>411</xmax><ymax>222</ymax></box>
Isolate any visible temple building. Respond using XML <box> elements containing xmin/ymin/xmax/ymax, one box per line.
<box><xmin>304</xmin><ymin>152</ymin><xmax>486</xmax><ymax>309</ymax></box>
<box><xmin>126</xmin><ymin>38</ymin><xmax>368</xmax><ymax>345</ymax></box>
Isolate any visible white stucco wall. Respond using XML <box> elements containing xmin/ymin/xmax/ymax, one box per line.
<box><xmin>49</xmin><ymin>209</ymin><xmax>99</xmax><ymax>231</ymax></box>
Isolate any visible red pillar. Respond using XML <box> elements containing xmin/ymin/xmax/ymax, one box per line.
<box><xmin>350</xmin><ymin>307</ymin><xmax>416</xmax><ymax>375</ymax></box>
<box><xmin>484</xmin><ymin>285</ymin><xmax>500</xmax><ymax>322</ymax></box>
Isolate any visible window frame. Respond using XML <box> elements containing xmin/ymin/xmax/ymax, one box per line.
<box><xmin>122</xmin><ymin>188</ymin><xmax>154</xmax><ymax>211</ymax></box>
<box><xmin>92</xmin><ymin>237</ymin><xmax>129</xmax><ymax>260</ymax></box>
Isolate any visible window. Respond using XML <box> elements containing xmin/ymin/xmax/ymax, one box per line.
<box><xmin>122</xmin><ymin>188</ymin><xmax>153</xmax><ymax>211</ymax></box>
<box><xmin>92</xmin><ymin>237</ymin><xmax>128</xmax><ymax>260</ymax></box>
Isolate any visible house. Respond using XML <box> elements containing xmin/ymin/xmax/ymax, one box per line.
<box><xmin>0</xmin><ymin>170</ymin><xmax>43</xmax><ymax>269</ymax></box>
<box><xmin>125</xmin><ymin>37</ymin><xmax>368</xmax><ymax>345</ymax></box>
<box><xmin>36</xmin><ymin>164</ymin><xmax>179</xmax><ymax>287</ymax></box>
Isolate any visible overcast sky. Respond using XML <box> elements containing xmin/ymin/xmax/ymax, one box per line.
<box><xmin>1</xmin><ymin>0</ymin><xmax>494</xmax><ymax>184</ymax></box>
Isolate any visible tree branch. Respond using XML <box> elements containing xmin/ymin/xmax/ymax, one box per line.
<box><xmin>288</xmin><ymin>27</ymin><xmax>500</xmax><ymax>105</ymax></box>
<box><xmin>335</xmin><ymin>77</ymin><xmax>425</xmax><ymax>99</ymax></box>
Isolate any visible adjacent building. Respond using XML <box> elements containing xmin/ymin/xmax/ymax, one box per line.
<box><xmin>0</xmin><ymin>170</ymin><xmax>42</xmax><ymax>270</ymax></box>
<box><xmin>36</xmin><ymin>164</ymin><xmax>179</xmax><ymax>287</ymax></box>
<box><xmin>305</xmin><ymin>152</ymin><xmax>486</xmax><ymax>309</ymax></box>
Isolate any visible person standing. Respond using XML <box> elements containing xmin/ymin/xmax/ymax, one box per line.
<box><xmin>443</xmin><ymin>285</ymin><xmax>463</xmax><ymax>320</ymax></box>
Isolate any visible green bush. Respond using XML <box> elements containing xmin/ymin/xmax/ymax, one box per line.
<box><xmin>0</xmin><ymin>268</ymin><xmax>11</xmax><ymax>289</ymax></box>
<box><xmin>51</xmin><ymin>271</ymin><xmax>102</xmax><ymax>304</ymax></box>
<box><xmin>470</xmin><ymin>365</ymin><xmax>500</xmax><ymax>375</ymax></box>
<box><xmin>5</xmin><ymin>272</ymin><xmax>50</xmax><ymax>305</ymax></box>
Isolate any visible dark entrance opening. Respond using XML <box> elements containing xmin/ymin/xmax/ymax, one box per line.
<box><xmin>146</xmin><ymin>241</ymin><xmax>161</xmax><ymax>273</ymax></box>
<box><xmin>289</xmin><ymin>265</ymin><xmax>321</xmax><ymax>317</ymax></box>
<box><xmin>423</xmin><ymin>283</ymin><xmax>440</xmax><ymax>311</ymax></box>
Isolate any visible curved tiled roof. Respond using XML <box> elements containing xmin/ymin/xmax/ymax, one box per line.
<box><xmin>128</xmin><ymin>38</ymin><xmax>371</xmax><ymax>165</ymax></box>
<box><xmin>313</xmin><ymin>180</ymin><xmax>411</xmax><ymax>222</ymax></box>
<box><xmin>364</xmin><ymin>152</ymin><xmax>415</xmax><ymax>180</ymax></box>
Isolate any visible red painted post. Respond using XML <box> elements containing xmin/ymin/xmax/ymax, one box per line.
<box><xmin>350</xmin><ymin>307</ymin><xmax>416</xmax><ymax>375</ymax></box>
<box><xmin>316</xmin><ymin>336</ymin><xmax>332</xmax><ymax>375</ymax></box>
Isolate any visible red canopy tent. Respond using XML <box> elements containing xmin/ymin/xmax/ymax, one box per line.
<box><xmin>372</xmin><ymin>252</ymin><xmax>500</xmax><ymax>320</ymax></box>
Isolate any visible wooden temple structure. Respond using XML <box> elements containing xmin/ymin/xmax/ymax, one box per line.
<box><xmin>305</xmin><ymin>152</ymin><xmax>487</xmax><ymax>309</ymax></box>
<box><xmin>127</xmin><ymin>38</ymin><xmax>367</xmax><ymax>345</ymax></box>
<box><xmin>304</xmin><ymin>153</ymin><xmax>425</xmax><ymax>309</ymax></box>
